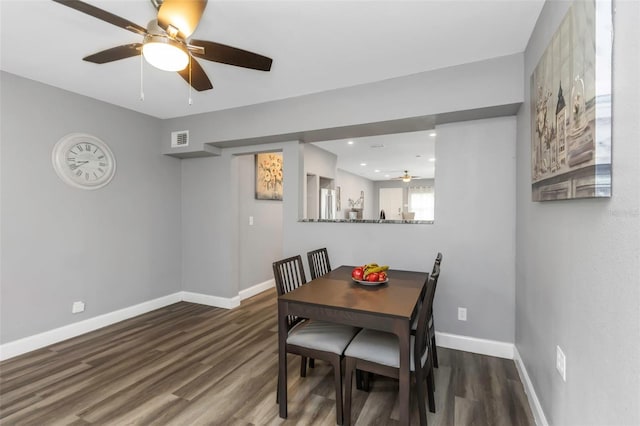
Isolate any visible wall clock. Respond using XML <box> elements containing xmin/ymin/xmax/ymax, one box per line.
<box><xmin>52</xmin><ymin>133</ymin><xmax>116</xmax><ymax>190</ymax></box>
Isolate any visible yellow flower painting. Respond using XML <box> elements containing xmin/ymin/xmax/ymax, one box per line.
<box><xmin>255</xmin><ymin>153</ymin><xmax>283</xmax><ymax>200</ymax></box>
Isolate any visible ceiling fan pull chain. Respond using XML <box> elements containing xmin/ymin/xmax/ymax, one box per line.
<box><xmin>139</xmin><ymin>53</ymin><xmax>145</xmax><ymax>101</ymax></box>
<box><xmin>188</xmin><ymin>57</ymin><xmax>193</xmax><ymax>106</ymax></box>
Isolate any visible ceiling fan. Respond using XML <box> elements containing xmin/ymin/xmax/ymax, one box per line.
<box><xmin>392</xmin><ymin>170</ymin><xmax>420</xmax><ymax>183</ymax></box>
<box><xmin>52</xmin><ymin>0</ymin><xmax>273</xmax><ymax>91</ymax></box>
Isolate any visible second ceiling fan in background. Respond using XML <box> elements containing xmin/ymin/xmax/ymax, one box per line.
<box><xmin>52</xmin><ymin>0</ymin><xmax>273</xmax><ymax>91</ymax></box>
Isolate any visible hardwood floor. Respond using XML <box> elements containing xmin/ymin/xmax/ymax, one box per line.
<box><xmin>0</xmin><ymin>289</ymin><xmax>534</xmax><ymax>425</ymax></box>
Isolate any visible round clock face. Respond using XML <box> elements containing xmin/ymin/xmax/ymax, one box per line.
<box><xmin>52</xmin><ymin>133</ymin><xmax>116</xmax><ymax>190</ymax></box>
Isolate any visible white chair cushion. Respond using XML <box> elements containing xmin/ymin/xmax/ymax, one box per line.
<box><xmin>344</xmin><ymin>329</ymin><xmax>428</xmax><ymax>371</ymax></box>
<box><xmin>287</xmin><ymin>320</ymin><xmax>359</xmax><ymax>354</ymax></box>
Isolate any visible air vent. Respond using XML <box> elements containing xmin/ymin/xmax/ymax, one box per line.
<box><xmin>171</xmin><ymin>130</ymin><xmax>189</xmax><ymax>148</ymax></box>
<box><xmin>370</xmin><ymin>144</ymin><xmax>385</xmax><ymax>149</ymax></box>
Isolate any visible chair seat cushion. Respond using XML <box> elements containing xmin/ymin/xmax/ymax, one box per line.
<box><xmin>287</xmin><ymin>320</ymin><xmax>359</xmax><ymax>354</ymax></box>
<box><xmin>344</xmin><ymin>329</ymin><xmax>428</xmax><ymax>371</ymax></box>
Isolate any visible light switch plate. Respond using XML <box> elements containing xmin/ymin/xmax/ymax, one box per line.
<box><xmin>458</xmin><ymin>307</ymin><xmax>467</xmax><ymax>321</ymax></box>
<box><xmin>72</xmin><ymin>301</ymin><xmax>85</xmax><ymax>314</ymax></box>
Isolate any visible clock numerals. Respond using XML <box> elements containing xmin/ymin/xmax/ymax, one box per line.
<box><xmin>54</xmin><ymin>134</ymin><xmax>115</xmax><ymax>189</ymax></box>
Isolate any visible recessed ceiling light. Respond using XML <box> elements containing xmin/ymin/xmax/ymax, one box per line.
<box><xmin>429</xmin><ymin>132</ymin><xmax>437</xmax><ymax>137</ymax></box>
<box><xmin>374</xmin><ymin>169</ymin><xmax>380</xmax><ymax>173</ymax></box>
<box><xmin>347</xmin><ymin>140</ymin><xmax>354</xmax><ymax>145</ymax></box>
<box><xmin>360</xmin><ymin>162</ymin><xmax>367</xmax><ymax>166</ymax></box>
<box><xmin>384</xmin><ymin>174</ymin><xmax>390</xmax><ymax>178</ymax></box>
<box><xmin>429</xmin><ymin>157</ymin><xmax>436</xmax><ymax>162</ymax></box>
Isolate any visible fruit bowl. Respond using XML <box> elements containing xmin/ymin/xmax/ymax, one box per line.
<box><xmin>352</xmin><ymin>277</ymin><xmax>389</xmax><ymax>286</ymax></box>
<box><xmin>351</xmin><ymin>263</ymin><xmax>389</xmax><ymax>284</ymax></box>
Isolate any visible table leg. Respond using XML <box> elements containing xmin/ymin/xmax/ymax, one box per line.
<box><xmin>278</xmin><ymin>300</ymin><xmax>288</xmax><ymax>418</ymax></box>
<box><xmin>397</xmin><ymin>320</ymin><xmax>411</xmax><ymax>426</ymax></box>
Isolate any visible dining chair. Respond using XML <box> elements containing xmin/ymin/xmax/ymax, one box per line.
<box><xmin>343</xmin><ymin>273</ymin><xmax>438</xmax><ymax>426</ymax></box>
<box><xmin>411</xmin><ymin>252</ymin><xmax>442</xmax><ymax>367</ymax></box>
<box><xmin>272</xmin><ymin>255</ymin><xmax>359</xmax><ymax>425</ymax></box>
<box><xmin>307</xmin><ymin>247</ymin><xmax>332</xmax><ymax>280</ymax></box>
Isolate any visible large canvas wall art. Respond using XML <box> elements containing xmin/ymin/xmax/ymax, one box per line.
<box><xmin>255</xmin><ymin>153</ymin><xmax>283</xmax><ymax>200</ymax></box>
<box><xmin>530</xmin><ymin>0</ymin><xmax>612</xmax><ymax>201</ymax></box>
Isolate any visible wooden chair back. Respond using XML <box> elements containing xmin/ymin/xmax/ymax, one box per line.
<box><xmin>307</xmin><ymin>248</ymin><xmax>332</xmax><ymax>280</ymax></box>
<box><xmin>431</xmin><ymin>252</ymin><xmax>443</xmax><ymax>276</ymax></box>
<box><xmin>414</xmin><ymin>266</ymin><xmax>438</xmax><ymax>368</ymax></box>
<box><xmin>272</xmin><ymin>255</ymin><xmax>307</xmax><ymax>329</ymax></box>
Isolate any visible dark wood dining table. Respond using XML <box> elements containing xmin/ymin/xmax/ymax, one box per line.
<box><xmin>277</xmin><ymin>265</ymin><xmax>429</xmax><ymax>425</ymax></box>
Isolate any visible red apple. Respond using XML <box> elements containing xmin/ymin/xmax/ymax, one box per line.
<box><xmin>352</xmin><ymin>267</ymin><xmax>364</xmax><ymax>281</ymax></box>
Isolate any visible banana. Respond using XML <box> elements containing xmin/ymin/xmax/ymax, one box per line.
<box><xmin>363</xmin><ymin>264</ymin><xmax>389</xmax><ymax>278</ymax></box>
<box><xmin>366</xmin><ymin>265</ymin><xmax>389</xmax><ymax>275</ymax></box>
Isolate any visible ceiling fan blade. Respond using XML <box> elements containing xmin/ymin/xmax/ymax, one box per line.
<box><xmin>177</xmin><ymin>57</ymin><xmax>213</xmax><ymax>91</ymax></box>
<box><xmin>190</xmin><ymin>39</ymin><xmax>272</xmax><ymax>71</ymax></box>
<box><xmin>157</xmin><ymin>0</ymin><xmax>207</xmax><ymax>40</ymax></box>
<box><xmin>83</xmin><ymin>43</ymin><xmax>142</xmax><ymax>64</ymax></box>
<box><xmin>52</xmin><ymin>0</ymin><xmax>147</xmax><ymax>36</ymax></box>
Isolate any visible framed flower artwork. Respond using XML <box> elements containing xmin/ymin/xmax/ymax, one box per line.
<box><xmin>255</xmin><ymin>152</ymin><xmax>283</xmax><ymax>200</ymax></box>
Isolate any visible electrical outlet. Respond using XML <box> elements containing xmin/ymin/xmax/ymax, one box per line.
<box><xmin>72</xmin><ymin>301</ymin><xmax>85</xmax><ymax>314</ymax></box>
<box><xmin>458</xmin><ymin>307</ymin><xmax>467</xmax><ymax>321</ymax></box>
<box><xmin>556</xmin><ymin>345</ymin><xmax>566</xmax><ymax>381</ymax></box>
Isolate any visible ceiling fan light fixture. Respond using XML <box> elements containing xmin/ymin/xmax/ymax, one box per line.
<box><xmin>142</xmin><ymin>35</ymin><xmax>189</xmax><ymax>71</ymax></box>
<box><xmin>402</xmin><ymin>176</ymin><xmax>411</xmax><ymax>183</ymax></box>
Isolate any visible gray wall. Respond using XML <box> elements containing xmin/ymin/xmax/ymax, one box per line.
<box><xmin>177</xmin><ymin>116</ymin><xmax>517</xmax><ymax>342</ymax></box>
<box><xmin>180</xmin><ymin>142</ymin><xmax>296</xmax><ymax>298</ymax></box>
<box><xmin>285</xmin><ymin>117</ymin><xmax>516</xmax><ymax>342</ymax></box>
<box><xmin>172</xmin><ymin>55</ymin><xmax>521</xmax><ymax>342</ymax></box>
<box><xmin>237</xmin><ymin>154</ymin><xmax>283</xmax><ymax>291</ymax></box>
<box><xmin>515</xmin><ymin>1</ymin><xmax>640</xmax><ymax>425</ymax></box>
<box><xmin>336</xmin><ymin>169</ymin><xmax>375</xmax><ymax>220</ymax></box>
<box><xmin>0</xmin><ymin>72</ymin><xmax>182</xmax><ymax>343</ymax></box>
<box><xmin>160</xmin><ymin>53</ymin><xmax>523</xmax><ymax>149</ymax></box>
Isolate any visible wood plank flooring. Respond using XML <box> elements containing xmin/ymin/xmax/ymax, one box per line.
<box><xmin>0</xmin><ymin>289</ymin><xmax>534</xmax><ymax>425</ymax></box>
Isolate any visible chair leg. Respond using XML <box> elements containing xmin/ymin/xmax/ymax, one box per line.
<box><xmin>344</xmin><ymin>357</ymin><xmax>356</xmax><ymax>426</ymax></box>
<box><xmin>300</xmin><ymin>356</ymin><xmax>308</xmax><ymax>377</ymax></box>
<box><xmin>427</xmin><ymin>362</ymin><xmax>436</xmax><ymax>413</ymax></box>
<box><xmin>362</xmin><ymin>371</ymin><xmax>372</xmax><ymax>391</ymax></box>
<box><xmin>431</xmin><ymin>333</ymin><xmax>438</xmax><ymax>368</ymax></box>
<box><xmin>333</xmin><ymin>357</ymin><xmax>344</xmax><ymax>425</ymax></box>
<box><xmin>414</xmin><ymin>371</ymin><xmax>427</xmax><ymax>426</ymax></box>
<box><xmin>276</xmin><ymin>375</ymin><xmax>279</xmax><ymax>404</ymax></box>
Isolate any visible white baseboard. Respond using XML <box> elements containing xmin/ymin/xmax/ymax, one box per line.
<box><xmin>0</xmin><ymin>292</ymin><xmax>182</xmax><ymax>361</ymax></box>
<box><xmin>180</xmin><ymin>291</ymin><xmax>240</xmax><ymax>309</ymax></box>
<box><xmin>239</xmin><ymin>279</ymin><xmax>274</xmax><ymax>301</ymax></box>
<box><xmin>514</xmin><ymin>346</ymin><xmax>549</xmax><ymax>426</ymax></box>
<box><xmin>0</xmin><ymin>289</ymin><xmax>249</xmax><ymax>361</ymax></box>
<box><xmin>435</xmin><ymin>331</ymin><xmax>514</xmax><ymax>359</ymax></box>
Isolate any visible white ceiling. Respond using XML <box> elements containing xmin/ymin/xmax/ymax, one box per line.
<box><xmin>0</xmin><ymin>0</ymin><xmax>544</xmax><ymax>120</ymax></box>
<box><xmin>312</xmin><ymin>130</ymin><xmax>437</xmax><ymax>181</ymax></box>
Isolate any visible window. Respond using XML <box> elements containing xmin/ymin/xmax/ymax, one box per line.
<box><xmin>408</xmin><ymin>186</ymin><xmax>435</xmax><ymax>221</ymax></box>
